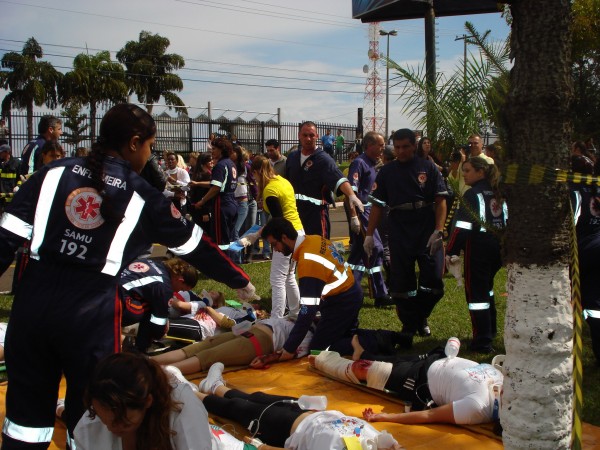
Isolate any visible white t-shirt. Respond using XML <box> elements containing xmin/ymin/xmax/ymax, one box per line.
<box><xmin>74</xmin><ymin>383</ymin><xmax>213</xmax><ymax>450</ymax></box>
<box><xmin>427</xmin><ymin>357</ymin><xmax>503</xmax><ymax>424</ymax></box>
<box><xmin>209</xmin><ymin>424</ymin><xmax>245</xmax><ymax>450</ymax></box>
<box><xmin>284</xmin><ymin>410</ymin><xmax>388</xmax><ymax>450</ymax></box>
<box><xmin>0</xmin><ymin>322</ymin><xmax>7</xmax><ymax>347</ymax></box>
<box><xmin>260</xmin><ymin>317</ymin><xmax>312</xmax><ymax>357</ymax></box>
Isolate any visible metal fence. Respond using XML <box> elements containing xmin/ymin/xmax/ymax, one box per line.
<box><xmin>2</xmin><ymin>110</ymin><xmax>360</xmax><ymax>163</ymax></box>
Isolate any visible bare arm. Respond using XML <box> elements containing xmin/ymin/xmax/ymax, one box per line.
<box><xmin>366</xmin><ymin>204</ymin><xmax>383</xmax><ymax>236</ymax></box>
<box><xmin>434</xmin><ymin>196</ymin><xmax>447</xmax><ymax>232</ymax></box>
<box><xmin>363</xmin><ymin>403</ymin><xmax>456</xmax><ymax>424</ymax></box>
<box><xmin>195</xmin><ymin>185</ymin><xmax>220</xmax><ymax>207</ymax></box>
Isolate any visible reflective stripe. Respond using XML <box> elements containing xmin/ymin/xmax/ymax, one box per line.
<box><xmin>348</xmin><ymin>263</ymin><xmax>366</xmax><ymax>272</ymax></box>
<box><xmin>102</xmin><ymin>192</ymin><xmax>145</xmax><ymax>276</ymax></box>
<box><xmin>30</xmin><ymin>167</ymin><xmax>65</xmax><ymax>260</ymax></box>
<box><xmin>468</xmin><ymin>302</ymin><xmax>490</xmax><ymax>310</ymax></box>
<box><xmin>503</xmin><ymin>202</ymin><xmax>508</xmax><ymax>223</ymax></box>
<box><xmin>66</xmin><ymin>432</ymin><xmax>77</xmax><ymax>450</ymax></box>
<box><xmin>0</xmin><ymin>213</ymin><xmax>33</xmax><ymax>239</ymax></box>
<box><xmin>2</xmin><ymin>418</ymin><xmax>53</xmax><ymax>443</ymax></box>
<box><xmin>489</xmin><ymin>290</ymin><xmax>495</xmax><ymax>297</ymax></box>
<box><xmin>334</xmin><ymin>177</ymin><xmax>348</xmax><ymax>194</ymax></box>
<box><xmin>169</xmin><ymin>224</ymin><xmax>203</xmax><ymax>256</ymax></box>
<box><xmin>122</xmin><ymin>275</ymin><xmax>163</xmax><ymax>291</ymax></box>
<box><xmin>584</xmin><ymin>309</ymin><xmax>600</xmax><ymax>319</ymax></box>
<box><xmin>295</xmin><ymin>193</ymin><xmax>324</xmax><ymax>206</ymax></box>
<box><xmin>27</xmin><ymin>144</ymin><xmax>39</xmax><ymax>175</ymax></box>
<box><xmin>303</xmin><ymin>252</ymin><xmax>350</xmax><ymax>296</ymax></box>
<box><xmin>210</xmin><ymin>179</ymin><xmax>224</xmax><ymax>188</ymax></box>
<box><xmin>218</xmin><ymin>244</ymin><xmax>230</xmax><ymax>250</ymax></box>
<box><xmin>456</xmin><ymin>220</ymin><xmax>473</xmax><ymax>230</ymax></box>
<box><xmin>0</xmin><ymin>172</ymin><xmax>17</xmax><ymax>179</ymax></box>
<box><xmin>150</xmin><ymin>315</ymin><xmax>168</xmax><ymax>325</ymax></box>
<box><xmin>477</xmin><ymin>193</ymin><xmax>487</xmax><ymax>232</ymax></box>
<box><xmin>300</xmin><ymin>297</ymin><xmax>321</xmax><ymax>306</ymax></box>
<box><xmin>368</xmin><ymin>195</ymin><xmax>386</xmax><ymax>207</ymax></box>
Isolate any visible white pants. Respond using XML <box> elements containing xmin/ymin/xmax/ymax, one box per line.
<box><xmin>269</xmin><ymin>230</ymin><xmax>303</xmax><ymax>318</ymax></box>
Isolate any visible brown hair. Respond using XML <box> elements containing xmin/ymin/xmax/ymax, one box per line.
<box><xmin>163</xmin><ymin>258</ymin><xmax>198</xmax><ymax>288</ymax></box>
<box><xmin>84</xmin><ymin>353</ymin><xmax>180</xmax><ymax>450</ymax></box>
<box><xmin>465</xmin><ymin>156</ymin><xmax>502</xmax><ymax>201</ymax></box>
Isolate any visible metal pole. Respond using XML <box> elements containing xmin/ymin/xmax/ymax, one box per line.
<box><xmin>385</xmin><ymin>33</ymin><xmax>390</xmax><ymax>139</ymax></box>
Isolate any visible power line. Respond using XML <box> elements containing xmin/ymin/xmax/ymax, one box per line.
<box><xmin>0</xmin><ymin>46</ymin><xmax>367</xmax><ymax>86</ymax></box>
<box><xmin>0</xmin><ymin>37</ymin><xmax>366</xmax><ymax>80</ymax></box>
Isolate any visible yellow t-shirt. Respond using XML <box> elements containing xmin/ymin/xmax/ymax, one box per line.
<box><xmin>263</xmin><ymin>175</ymin><xmax>304</xmax><ymax>231</ymax></box>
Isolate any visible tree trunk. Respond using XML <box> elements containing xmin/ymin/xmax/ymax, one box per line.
<box><xmin>26</xmin><ymin>101</ymin><xmax>33</xmax><ymax>141</ymax></box>
<box><xmin>502</xmin><ymin>1</ymin><xmax>573</xmax><ymax>449</ymax></box>
<box><xmin>146</xmin><ymin>103</ymin><xmax>153</xmax><ymax>115</ymax></box>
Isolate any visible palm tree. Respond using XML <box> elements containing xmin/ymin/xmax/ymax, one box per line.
<box><xmin>116</xmin><ymin>31</ymin><xmax>187</xmax><ymax>115</ymax></box>
<box><xmin>0</xmin><ymin>37</ymin><xmax>62</xmax><ymax>140</ymax></box>
<box><xmin>501</xmin><ymin>1</ymin><xmax>573</xmax><ymax>448</ymax></box>
<box><xmin>387</xmin><ymin>22</ymin><xmax>509</xmax><ymax>156</ymax></box>
<box><xmin>59</xmin><ymin>50</ymin><xmax>127</xmax><ymax>141</ymax></box>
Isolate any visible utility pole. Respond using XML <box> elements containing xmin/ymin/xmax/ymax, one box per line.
<box><xmin>379</xmin><ymin>29</ymin><xmax>397</xmax><ymax>140</ymax></box>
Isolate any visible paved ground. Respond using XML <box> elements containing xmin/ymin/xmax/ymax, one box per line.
<box><xmin>0</xmin><ymin>204</ymin><xmax>351</xmax><ymax>293</ymax></box>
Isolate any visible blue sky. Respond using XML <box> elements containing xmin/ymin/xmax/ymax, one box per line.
<box><xmin>1</xmin><ymin>0</ymin><xmax>509</xmax><ymax>130</ymax></box>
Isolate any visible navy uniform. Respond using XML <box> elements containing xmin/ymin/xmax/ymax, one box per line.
<box><xmin>18</xmin><ymin>136</ymin><xmax>47</xmax><ymax>177</ymax></box>
<box><xmin>285</xmin><ymin>148</ymin><xmax>348</xmax><ymax>238</ymax></box>
<box><xmin>446</xmin><ymin>179</ymin><xmax>506</xmax><ymax>352</ymax></box>
<box><xmin>119</xmin><ymin>258</ymin><xmax>176</xmax><ymax>351</ymax></box>
<box><xmin>0</xmin><ymin>156</ymin><xmax>250</xmax><ymax>449</ymax></box>
<box><xmin>572</xmin><ymin>185</ymin><xmax>600</xmax><ymax>365</ymax></box>
<box><xmin>282</xmin><ymin>235</ymin><xmax>363</xmax><ymax>354</ymax></box>
<box><xmin>346</xmin><ymin>153</ymin><xmax>388</xmax><ymax>299</ymax></box>
<box><xmin>370</xmin><ymin>157</ymin><xmax>448</xmax><ymax>334</ymax></box>
<box><xmin>210</xmin><ymin>156</ymin><xmax>238</xmax><ymax>246</ymax></box>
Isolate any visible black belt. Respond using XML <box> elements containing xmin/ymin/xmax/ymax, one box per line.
<box><xmin>390</xmin><ymin>201</ymin><xmax>432</xmax><ymax>211</ymax></box>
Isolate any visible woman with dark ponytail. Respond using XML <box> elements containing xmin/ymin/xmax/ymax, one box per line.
<box><xmin>446</xmin><ymin>156</ymin><xmax>507</xmax><ymax>353</ymax></box>
<box><xmin>0</xmin><ymin>104</ymin><xmax>257</xmax><ymax>449</ymax></box>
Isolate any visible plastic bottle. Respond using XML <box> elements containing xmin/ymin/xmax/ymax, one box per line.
<box><xmin>445</xmin><ymin>337</ymin><xmax>460</xmax><ymax>359</ymax></box>
<box><xmin>297</xmin><ymin>395</ymin><xmax>328</xmax><ymax>411</ymax></box>
<box><xmin>376</xmin><ymin>430</ymin><xmax>396</xmax><ymax>449</ymax></box>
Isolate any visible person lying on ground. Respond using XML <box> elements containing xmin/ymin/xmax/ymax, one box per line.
<box><xmin>151</xmin><ymin>316</ymin><xmax>313</xmax><ymax>374</ymax></box>
<box><xmin>195</xmin><ymin>362</ymin><xmax>404</xmax><ymax>450</ymax></box>
<box><xmin>167</xmin><ymin>289</ymin><xmax>259</xmax><ymax>342</ymax></box>
<box><xmin>309</xmin><ymin>335</ymin><xmax>503</xmax><ymax>425</ymax></box>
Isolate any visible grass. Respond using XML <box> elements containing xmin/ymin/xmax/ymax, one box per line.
<box><xmin>1</xmin><ymin>260</ymin><xmax>598</xmax><ymax>426</ymax></box>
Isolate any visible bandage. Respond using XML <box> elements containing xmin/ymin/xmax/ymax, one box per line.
<box><xmin>365</xmin><ymin>361</ymin><xmax>393</xmax><ymax>391</ymax></box>
<box><xmin>315</xmin><ymin>351</ymin><xmax>360</xmax><ymax>384</ymax></box>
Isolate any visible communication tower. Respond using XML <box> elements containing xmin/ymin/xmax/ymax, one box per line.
<box><xmin>363</xmin><ymin>22</ymin><xmax>385</xmax><ymax>134</ymax></box>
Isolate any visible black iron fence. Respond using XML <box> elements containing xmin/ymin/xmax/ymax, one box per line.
<box><xmin>2</xmin><ymin>111</ymin><xmax>360</xmax><ymax>163</ymax></box>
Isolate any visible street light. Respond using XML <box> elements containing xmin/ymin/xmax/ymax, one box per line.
<box><xmin>379</xmin><ymin>29</ymin><xmax>397</xmax><ymax>140</ymax></box>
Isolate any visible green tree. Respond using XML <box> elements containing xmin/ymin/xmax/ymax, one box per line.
<box><xmin>116</xmin><ymin>31</ymin><xmax>187</xmax><ymax>115</ymax></box>
<box><xmin>0</xmin><ymin>37</ymin><xmax>62</xmax><ymax>140</ymax></box>
<box><xmin>60</xmin><ymin>103</ymin><xmax>89</xmax><ymax>153</ymax></box>
<box><xmin>501</xmin><ymin>0</ymin><xmax>574</xmax><ymax>448</ymax></box>
<box><xmin>571</xmin><ymin>0</ymin><xmax>600</xmax><ymax>142</ymax></box>
<box><xmin>59</xmin><ymin>50</ymin><xmax>127</xmax><ymax>142</ymax></box>
<box><xmin>387</xmin><ymin>22</ymin><xmax>509</xmax><ymax>156</ymax></box>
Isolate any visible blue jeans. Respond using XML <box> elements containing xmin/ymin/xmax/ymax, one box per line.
<box><xmin>233</xmin><ymin>199</ymin><xmax>249</xmax><ymax>241</ymax></box>
<box><xmin>254</xmin><ymin>209</ymin><xmax>271</xmax><ymax>256</ymax></box>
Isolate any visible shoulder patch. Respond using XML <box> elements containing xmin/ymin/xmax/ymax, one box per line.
<box><xmin>65</xmin><ymin>187</ymin><xmax>105</xmax><ymax>230</ymax></box>
<box><xmin>128</xmin><ymin>261</ymin><xmax>150</xmax><ymax>273</ymax></box>
<box><xmin>170</xmin><ymin>203</ymin><xmax>182</xmax><ymax>219</ymax></box>
<box><xmin>490</xmin><ymin>198</ymin><xmax>503</xmax><ymax>218</ymax></box>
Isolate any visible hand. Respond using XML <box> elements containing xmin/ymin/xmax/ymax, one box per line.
<box><xmin>237</xmin><ymin>282</ymin><xmax>260</xmax><ymax>301</ymax></box>
<box><xmin>363</xmin><ymin>407</ymin><xmax>388</xmax><ymax>422</ymax></box>
<box><xmin>194</xmin><ymin>201</ymin><xmax>203</xmax><ymax>209</ymax></box>
<box><xmin>307</xmin><ymin>354</ymin><xmax>316</xmax><ymax>367</ymax></box>
<box><xmin>347</xmin><ymin>194</ymin><xmax>364</xmax><ymax>213</ymax></box>
<box><xmin>350</xmin><ymin>216</ymin><xmax>361</xmax><ymax>234</ymax></box>
<box><xmin>426</xmin><ymin>230</ymin><xmax>443</xmax><ymax>255</ymax></box>
<box><xmin>363</xmin><ymin>235</ymin><xmax>375</xmax><ymax>258</ymax></box>
<box><xmin>238</xmin><ymin>231</ymin><xmax>260</xmax><ymax>247</ymax></box>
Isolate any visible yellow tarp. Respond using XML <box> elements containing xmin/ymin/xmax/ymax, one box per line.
<box><xmin>1</xmin><ymin>359</ymin><xmax>600</xmax><ymax>449</ymax></box>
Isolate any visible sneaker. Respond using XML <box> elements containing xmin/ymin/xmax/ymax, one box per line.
<box><xmin>164</xmin><ymin>365</ymin><xmax>198</xmax><ymax>392</ymax></box>
<box><xmin>374</xmin><ymin>295</ymin><xmax>394</xmax><ymax>308</ymax></box>
<box><xmin>199</xmin><ymin>362</ymin><xmax>225</xmax><ymax>394</ymax></box>
<box><xmin>56</xmin><ymin>398</ymin><xmax>65</xmax><ymax>420</ymax></box>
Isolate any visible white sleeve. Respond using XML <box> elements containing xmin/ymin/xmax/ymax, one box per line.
<box><xmin>170</xmin><ymin>384</ymin><xmax>214</xmax><ymax>449</ymax></box>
